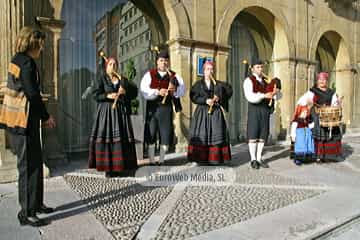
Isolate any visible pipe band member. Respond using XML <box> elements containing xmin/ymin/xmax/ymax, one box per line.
<box><xmin>243</xmin><ymin>59</ymin><xmax>282</xmax><ymax>169</ymax></box>
<box><xmin>188</xmin><ymin>60</ymin><xmax>233</xmax><ymax>165</ymax></box>
<box><xmin>89</xmin><ymin>56</ymin><xmax>138</xmax><ymax>177</ymax></box>
<box><xmin>296</xmin><ymin>72</ymin><xmax>342</xmax><ymax>162</ymax></box>
<box><xmin>140</xmin><ymin>49</ymin><xmax>185</xmax><ymax>165</ymax></box>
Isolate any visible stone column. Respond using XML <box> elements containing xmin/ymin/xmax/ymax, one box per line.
<box><xmin>36</xmin><ymin>17</ymin><xmax>67</xmax><ymax>165</ymax></box>
<box><xmin>0</xmin><ymin>1</ymin><xmax>64</xmax><ymax>182</ymax></box>
<box><xmin>351</xmin><ymin>64</ymin><xmax>360</xmax><ymax>128</ymax></box>
<box><xmin>168</xmin><ymin>40</ymin><xmax>192</xmax><ymax>152</ymax></box>
<box><xmin>272</xmin><ymin>58</ymin><xmax>296</xmax><ymax>138</ymax></box>
<box><xmin>295</xmin><ymin>62</ymin><xmax>310</xmax><ymax>102</ymax></box>
<box><xmin>215</xmin><ymin>49</ymin><xmax>229</xmax><ymax>82</ymax></box>
<box><xmin>335</xmin><ymin>68</ymin><xmax>354</xmax><ymax>126</ymax></box>
<box><xmin>0</xmin><ymin>0</ymin><xmax>24</xmax><ymax>183</ymax></box>
<box><xmin>307</xmin><ymin>63</ymin><xmax>317</xmax><ymax>89</ymax></box>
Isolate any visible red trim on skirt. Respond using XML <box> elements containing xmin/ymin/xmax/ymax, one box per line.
<box><xmin>95</xmin><ymin>165</ymin><xmax>124</xmax><ymax>171</ymax></box>
<box><xmin>89</xmin><ymin>142</ymin><xmax>125</xmax><ymax>172</ymax></box>
<box><xmin>187</xmin><ymin>144</ymin><xmax>231</xmax><ymax>164</ymax></box>
<box><xmin>94</xmin><ymin>150</ymin><xmax>122</xmax><ymax>155</ymax></box>
<box><xmin>315</xmin><ymin>140</ymin><xmax>342</xmax><ymax>155</ymax></box>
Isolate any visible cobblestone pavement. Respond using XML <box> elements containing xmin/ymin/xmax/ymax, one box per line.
<box><xmin>64</xmin><ymin>175</ymin><xmax>173</xmax><ymax>240</ymax></box>
<box><xmin>234</xmin><ymin>166</ymin><xmax>320</xmax><ymax>186</ymax></box>
<box><xmin>56</xmin><ymin>138</ymin><xmax>360</xmax><ymax>240</ymax></box>
<box><xmin>63</xmin><ymin>161</ymin><xmax>327</xmax><ymax>240</ymax></box>
<box><xmin>154</xmin><ymin>186</ymin><xmax>323</xmax><ymax>240</ymax></box>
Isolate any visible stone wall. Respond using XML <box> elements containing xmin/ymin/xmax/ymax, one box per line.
<box><xmin>138</xmin><ymin>0</ymin><xmax>360</xmax><ymax>141</ymax></box>
<box><xmin>1</xmin><ymin>0</ymin><xmax>360</xmax><ymax>160</ymax></box>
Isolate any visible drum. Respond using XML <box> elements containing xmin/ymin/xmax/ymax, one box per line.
<box><xmin>318</xmin><ymin>106</ymin><xmax>342</xmax><ymax>127</ymax></box>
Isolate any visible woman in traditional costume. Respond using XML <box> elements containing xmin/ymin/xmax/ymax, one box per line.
<box><xmin>89</xmin><ymin>56</ymin><xmax>138</xmax><ymax>177</ymax></box>
<box><xmin>188</xmin><ymin>61</ymin><xmax>233</xmax><ymax>165</ymax></box>
<box><xmin>297</xmin><ymin>72</ymin><xmax>342</xmax><ymax>162</ymax></box>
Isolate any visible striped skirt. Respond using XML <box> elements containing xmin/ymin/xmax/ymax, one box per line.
<box><xmin>89</xmin><ymin>102</ymin><xmax>137</xmax><ymax>172</ymax></box>
<box><xmin>188</xmin><ymin>105</ymin><xmax>231</xmax><ymax>165</ymax></box>
<box><xmin>187</xmin><ymin>144</ymin><xmax>231</xmax><ymax>165</ymax></box>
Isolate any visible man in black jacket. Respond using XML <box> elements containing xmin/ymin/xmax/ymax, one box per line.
<box><xmin>1</xmin><ymin>27</ymin><xmax>56</xmax><ymax>226</ymax></box>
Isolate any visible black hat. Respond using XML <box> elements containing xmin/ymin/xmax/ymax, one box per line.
<box><xmin>250</xmin><ymin>59</ymin><xmax>264</xmax><ymax>67</ymax></box>
<box><xmin>157</xmin><ymin>49</ymin><xmax>169</xmax><ymax>59</ymax></box>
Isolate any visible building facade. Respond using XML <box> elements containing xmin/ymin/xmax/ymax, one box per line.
<box><xmin>118</xmin><ymin>1</ymin><xmax>153</xmax><ymax>118</ymax></box>
<box><xmin>132</xmin><ymin>0</ymin><xmax>360</xmax><ymax>147</ymax></box>
<box><xmin>1</xmin><ymin>0</ymin><xmax>360</xmax><ymax>181</ymax></box>
<box><xmin>95</xmin><ymin>4</ymin><xmax>122</xmax><ymax>62</ymax></box>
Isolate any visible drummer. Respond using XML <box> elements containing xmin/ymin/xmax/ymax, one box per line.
<box><xmin>297</xmin><ymin>72</ymin><xmax>342</xmax><ymax>162</ymax></box>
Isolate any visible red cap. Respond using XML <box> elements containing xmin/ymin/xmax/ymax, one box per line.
<box><xmin>203</xmin><ymin>60</ymin><xmax>215</xmax><ymax>70</ymax></box>
<box><xmin>317</xmin><ymin>72</ymin><xmax>329</xmax><ymax>80</ymax></box>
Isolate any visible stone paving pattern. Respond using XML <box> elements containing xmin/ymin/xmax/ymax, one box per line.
<box><xmin>154</xmin><ymin>186</ymin><xmax>323</xmax><ymax>240</ymax></box>
<box><xmin>234</xmin><ymin>167</ymin><xmax>319</xmax><ymax>186</ymax></box>
<box><xmin>2</xmin><ymin>135</ymin><xmax>360</xmax><ymax>240</ymax></box>
<box><xmin>64</xmin><ymin>175</ymin><xmax>173</xmax><ymax>240</ymax></box>
<box><xmin>63</xmin><ymin>151</ymin><xmax>328</xmax><ymax>240</ymax></box>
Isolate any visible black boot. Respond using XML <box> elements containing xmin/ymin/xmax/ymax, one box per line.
<box><xmin>259</xmin><ymin>160</ymin><xmax>269</xmax><ymax>168</ymax></box>
<box><xmin>36</xmin><ymin>204</ymin><xmax>55</xmax><ymax>214</ymax></box>
<box><xmin>250</xmin><ymin>160</ymin><xmax>260</xmax><ymax>169</ymax></box>
<box><xmin>18</xmin><ymin>212</ymin><xmax>50</xmax><ymax>227</ymax></box>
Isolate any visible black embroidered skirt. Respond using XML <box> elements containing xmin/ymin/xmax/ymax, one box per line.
<box><xmin>89</xmin><ymin>102</ymin><xmax>137</xmax><ymax>172</ymax></box>
<box><xmin>188</xmin><ymin>105</ymin><xmax>231</xmax><ymax>164</ymax></box>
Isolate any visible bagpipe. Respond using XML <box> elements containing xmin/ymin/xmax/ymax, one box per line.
<box><xmin>243</xmin><ymin>59</ymin><xmax>281</xmax><ymax>112</ymax></box>
<box><xmin>263</xmin><ymin>73</ymin><xmax>281</xmax><ymax>110</ymax></box>
<box><xmin>161</xmin><ymin>68</ymin><xmax>179</xmax><ymax>104</ymax></box>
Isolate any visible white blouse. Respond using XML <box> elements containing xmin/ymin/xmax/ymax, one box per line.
<box><xmin>297</xmin><ymin>90</ymin><xmax>340</xmax><ymax>106</ymax></box>
<box><xmin>243</xmin><ymin>73</ymin><xmax>282</xmax><ymax>103</ymax></box>
<box><xmin>140</xmin><ymin>70</ymin><xmax>186</xmax><ymax>100</ymax></box>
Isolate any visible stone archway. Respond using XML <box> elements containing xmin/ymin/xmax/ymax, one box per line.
<box><xmin>131</xmin><ymin>0</ymin><xmax>193</xmax><ymax>151</ymax></box>
<box><xmin>217</xmin><ymin>1</ymin><xmax>294</xmax><ymax>57</ymax></box>
<box><xmin>55</xmin><ymin>0</ymin><xmax>182</xmax><ymax>154</ymax></box>
<box><xmin>225</xmin><ymin>6</ymin><xmax>292</xmax><ymax>143</ymax></box>
<box><xmin>130</xmin><ymin>0</ymin><xmax>168</xmax><ymax>45</ymax></box>
<box><xmin>311</xmin><ymin>30</ymin><xmax>353</xmax><ymax>126</ymax></box>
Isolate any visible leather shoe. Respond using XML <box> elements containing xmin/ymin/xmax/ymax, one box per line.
<box><xmin>18</xmin><ymin>213</ymin><xmax>50</xmax><ymax>227</ymax></box>
<box><xmin>250</xmin><ymin>160</ymin><xmax>260</xmax><ymax>169</ymax></box>
<box><xmin>259</xmin><ymin>161</ymin><xmax>269</xmax><ymax>168</ymax></box>
<box><xmin>294</xmin><ymin>159</ymin><xmax>302</xmax><ymax>166</ymax></box>
<box><xmin>36</xmin><ymin>205</ymin><xmax>54</xmax><ymax>214</ymax></box>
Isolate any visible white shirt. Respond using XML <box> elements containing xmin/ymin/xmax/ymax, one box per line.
<box><xmin>297</xmin><ymin>90</ymin><xmax>340</xmax><ymax>106</ymax></box>
<box><xmin>140</xmin><ymin>70</ymin><xmax>186</xmax><ymax>100</ymax></box>
<box><xmin>243</xmin><ymin>73</ymin><xmax>282</xmax><ymax>103</ymax></box>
